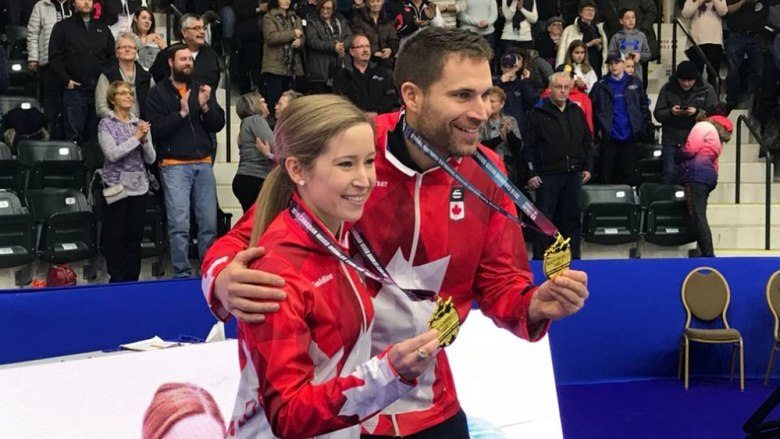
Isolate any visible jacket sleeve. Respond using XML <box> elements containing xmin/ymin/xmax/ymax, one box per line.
<box><xmin>607</xmin><ymin>33</ymin><xmax>619</xmax><ymax>55</ymax></box>
<box><xmin>146</xmin><ymin>85</ymin><xmax>187</xmax><ymax>144</ymax></box>
<box><xmin>522</xmin><ymin>113</ymin><xmax>538</xmax><ymax>179</ymax></box>
<box><xmin>519</xmin><ymin>1</ymin><xmax>537</xmax><ymax>24</ymax></box>
<box><xmin>98</xmin><ymin>118</ymin><xmax>143</xmax><ymax>162</ymax></box>
<box><xmin>26</xmin><ymin>4</ymin><xmax>41</xmax><ymax>63</ymax></box>
<box><xmin>519</xmin><ymin>78</ymin><xmax>538</xmax><ymax>109</ymax></box>
<box><xmin>149</xmin><ymin>47</ymin><xmax>169</xmax><ymax>84</ymax></box>
<box><xmin>555</xmin><ymin>27</ymin><xmax>573</xmax><ymax>67</ymax></box>
<box><xmin>241</xmin><ymin>259</ymin><xmax>414</xmax><ymax>439</ymax></box>
<box><xmin>581</xmin><ymin>110</ymin><xmax>594</xmax><ymax>173</ymax></box>
<box><xmin>200</xmin><ymin>89</ymin><xmax>226</xmax><ymax>132</ymax></box>
<box><xmin>47</xmin><ymin>21</ymin><xmax>69</xmax><ymax>86</ymax></box>
<box><xmin>653</xmin><ymin>85</ymin><xmax>674</xmax><ymax>124</ymax></box>
<box><xmin>639</xmin><ymin>79</ymin><xmax>652</xmax><ymax>130</ymax></box>
<box><xmin>472</xmin><ymin>153</ymin><xmax>550</xmax><ymax>340</ymax></box>
<box><xmin>305</xmin><ymin>21</ymin><xmax>336</xmax><ymax>53</ymax></box>
<box><xmin>639</xmin><ymin>33</ymin><xmax>651</xmax><ymax>62</ymax></box>
<box><xmin>201</xmin><ymin>203</ymin><xmax>256</xmax><ymax>320</ymax></box>
<box><xmin>95</xmin><ymin>74</ymin><xmax>111</xmax><ymax>119</ymax></box>
<box><xmin>142</xmin><ymin>131</ymin><xmax>156</xmax><ymax>164</ymax></box>
<box><xmin>714</xmin><ymin>0</ymin><xmax>728</xmax><ymax>16</ymax></box>
<box><xmin>104</xmin><ymin>27</ymin><xmax>116</xmax><ymax>66</ymax></box>
<box><xmin>487</xmin><ymin>0</ymin><xmax>497</xmax><ymax>26</ymax></box>
<box><xmin>387</xmin><ymin>24</ymin><xmax>399</xmax><ymax>54</ymax></box>
<box><xmin>264</xmin><ymin>15</ymin><xmax>297</xmax><ymax>45</ymax></box>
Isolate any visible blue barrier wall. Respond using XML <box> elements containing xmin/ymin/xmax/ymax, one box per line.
<box><xmin>1</xmin><ymin>257</ymin><xmax>779</xmax><ymax>384</ymax></box>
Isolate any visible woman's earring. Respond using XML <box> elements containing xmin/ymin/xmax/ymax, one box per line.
<box><xmin>298</xmin><ymin>180</ymin><xmax>306</xmax><ymax>186</ymax></box>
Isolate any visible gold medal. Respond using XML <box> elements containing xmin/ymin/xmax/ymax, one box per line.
<box><xmin>543</xmin><ymin>233</ymin><xmax>571</xmax><ymax>280</ymax></box>
<box><xmin>428</xmin><ymin>296</ymin><xmax>460</xmax><ymax>347</ymax></box>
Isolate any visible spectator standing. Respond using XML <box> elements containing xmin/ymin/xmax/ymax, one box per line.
<box><xmin>432</xmin><ymin>0</ymin><xmax>465</xmax><ymax>27</ymax></box>
<box><xmin>563</xmin><ymin>39</ymin><xmax>597</xmax><ymax>93</ymax></box>
<box><xmin>27</xmin><ymin>0</ymin><xmax>71</xmax><ymax>139</ymax></box>
<box><xmin>331</xmin><ymin>34</ymin><xmax>398</xmax><ymax>116</ymax></box>
<box><xmin>393</xmin><ymin>0</ymin><xmax>441</xmax><ymax>40</ymax></box>
<box><xmin>234</xmin><ymin>0</ymin><xmax>268</xmax><ymax>93</ymax></box>
<box><xmin>305</xmin><ymin>0</ymin><xmax>352</xmax><ymax>93</ymax></box>
<box><xmin>458</xmin><ymin>0</ymin><xmax>497</xmax><ymax>44</ymax></box>
<box><xmin>535</xmin><ymin>15</ymin><xmax>563</xmax><ymax>67</ymax></box>
<box><xmin>600</xmin><ymin>0</ymin><xmax>659</xmax><ymax>83</ymax></box>
<box><xmin>350</xmin><ymin>0</ymin><xmax>400</xmax><ymax>71</ymax></box>
<box><xmin>480</xmin><ymin>86</ymin><xmax>523</xmax><ymax>180</ymax></box>
<box><xmin>557</xmin><ymin>1</ymin><xmax>607</xmax><ymax>77</ymax></box>
<box><xmin>493</xmin><ymin>51</ymin><xmax>537</xmax><ymax>130</ymax></box>
<box><xmin>146</xmin><ymin>45</ymin><xmax>226</xmax><ymax>278</ymax></box>
<box><xmin>524</xmin><ymin>71</ymin><xmax>592</xmax><ymax>259</ymax></box>
<box><xmin>497</xmin><ymin>0</ymin><xmax>537</xmax><ymax>53</ymax></box>
<box><xmin>509</xmin><ymin>47</ymin><xmax>553</xmax><ymax>92</ymax></box>
<box><xmin>680</xmin><ymin>0</ymin><xmax>727</xmax><ymax>90</ymax></box>
<box><xmin>590</xmin><ymin>52</ymin><xmax>651</xmax><ymax>185</ymax></box>
<box><xmin>270</xmin><ymin>89</ymin><xmax>303</xmax><ymax>127</ymax></box>
<box><xmin>723</xmin><ymin>0</ymin><xmax>766</xmax><ymax>112</ymax></box>
<box><xmin>218</xmin><ymin>0</ymin><xmax>237</xmax><ymax>52</ymax></box>
<box><xmin>676</xmin><ymin>116</ymin><xmax>732</xmax><ymax>257</ymax></box>
<box><xmin>607</xmin><ymin>8</ymin><xmax>650</xmax><ymax>81</ymax></box>
<box><xmin>133</xmin><ymin>7</ymin><xmax>167</xmax><ymax>71</ymax></box>
<box><xmin>48</xmin><ymin>0</ymin><xmax>116</xmax><ymax>143</ymax></box>
<box><xmin>233</xmin><ymin>92</ymin><xmax>274</xmax><ymax>212</ymax></box>
<box><xmin>262</xmin><ymin>0</ymin><xmax>305</xmax><ymax>118</ymax></box>
<box><xmin>540</xmin><ymin>63</ymin><xmax>595</xmax><ymax>135</ymax></box>
<box><xmin>97</xmin><ymin>80</ymin><xmax>155</xmax><ymax>283</ymax></box>
<box><xmin>150</xmin><ymin>14</ymin><xmax>221</xmax><ymax>90</ymax></box>
<box><xmin>95</xmin><ymin>33</ymin><xmax>153</xmax><ymax>119</ymax></box>
<box><xmin>653</xmin><ymin>60</ymin><xmax>718</xmax><ymax>184</ymax></box>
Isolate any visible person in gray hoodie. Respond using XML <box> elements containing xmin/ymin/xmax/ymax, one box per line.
<box><xmin>607</xmin><ymin>8</ymin><xmax>650</xmax><ymax>82</ymax></box>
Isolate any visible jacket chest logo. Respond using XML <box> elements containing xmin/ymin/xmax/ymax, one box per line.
<box><xmin>450</xmin><ymin>187</ymin><xmax>464</xmax><ymax>221</ymax></box>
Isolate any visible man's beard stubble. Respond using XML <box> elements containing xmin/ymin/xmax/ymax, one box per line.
<box><xmin>172</xmin><ymin>67</ymin><xmax>191</xmax><ymax>83</ymax></box>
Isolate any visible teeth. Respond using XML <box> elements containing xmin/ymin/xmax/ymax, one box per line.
<box><xmin>455</xmin><ymin>125</ymin><xmax>478</xmax><ymax>134</ymax></box>
<box><xmin>343</xmin><ymin>195</ymin><xmax>366</xmax><ymax>201</ymax></box>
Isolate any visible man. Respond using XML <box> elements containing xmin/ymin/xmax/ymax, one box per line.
<box><xmin>202</xmin><ymin>27</ymin><xmax>589</xmax><ymax>437</ymax></box>
<box><xmin>27</xmin><ymin>0</ymin><xmax>72</xmax><ymax>139</ymax></box>
<box><xmin>149</xmin><ymin>14</ymin><xmax>221</xmax><ymax>90</ymax></box>
<box><xmin>524</xmin><ymin>71</ymin><xmax>592</xmax><ymax>260</ymax></box>
<box><xmin>331</xmin><ymin>34</ymin><xmax>398</xmax><ymax>118</ymax></box>
<box><xmin>48</xmin><ymin>0</ymin><xmax>115</xmax><ymax>142</ymax></box>
<box><xmin>723</xmin><ymin>0</ymin><xmax>767</xmax><ymax>112</ymax></box>
<box><xmin>653</xmin><ymin>60</ymin><xmax>718</xmax><ymax>184</ymax></box>
<box><xmin>590</xmin><ymin>51</ymin><xmax>651</xmax><ymax>185</ymax></box>
<box><xmin>147</xmin><ymin>44</ymin><xmax>225</xmax><ymax>278</ymax></box>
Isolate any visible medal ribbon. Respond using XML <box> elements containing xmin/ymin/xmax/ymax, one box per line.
<box><xmin>401</xmin><ymin>118</ymin><xmax>559</xmax><ymax>238</ymax></box>
<box><xmin>289</xmin><ymin>200</ymin><xmax>433</xmax><ymax>301</ymax></box>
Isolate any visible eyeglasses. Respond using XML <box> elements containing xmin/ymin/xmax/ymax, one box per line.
<box><xmin>117</xmin><ymin>45</ymin><xmax>137</xmax><ymax>51</ymax></box>
<box><xmin>185</xmin><ymin>25</ymin><xmax>205</xmax><ymax>31</ymax></box>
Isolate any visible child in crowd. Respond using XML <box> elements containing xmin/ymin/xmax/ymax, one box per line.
<box><xmin>563</xmin><ymin>39</ymin><xmax>597</xmax><ymax>94</ymax></box>
<box><xmin>608</xmin><ymin>8</ymin><xmax>651</xmax><ymax>82</ymax></box>
<box><xmin>624</xmin><ymin>56</ymin><xmax>637</xmax><ymax>78</ymax></box>
<box><xmin>676</xmin><ymin>115</ymin><xmax>732</xmax><ymax>257</ymax></box>
<box><xmin>480</xmin><ymin>86</ymin><xmax>523</xmax><ymax>182</ymax></box>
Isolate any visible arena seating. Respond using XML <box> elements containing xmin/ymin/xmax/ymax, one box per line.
<box><xmin>581</xmin><ymin>184</ymin><xmax>642</xmax><ymax>245</ymax></box>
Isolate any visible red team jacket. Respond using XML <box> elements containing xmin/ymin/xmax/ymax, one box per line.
<box><xmin>205</xmin><ymin>112</ymin><xmax>550</xmax><ymax>437</ymax></box>
<box><xmin>229</xmin><ymin>194</ymin><xmax>415</xmax><ymax>438</ymax></box>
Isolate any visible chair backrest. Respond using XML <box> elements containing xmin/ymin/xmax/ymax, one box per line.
<box><xmin>767</xmin><ymin>270</ymin><xmax>780</xmax><ymax>337</ymax></box>
<box><xmin>637</xmin><ymin>143</ymin><xmax>663</xmax><ymax>160</ymax></box>
<box><xmin>681</xmin><ymin>267</ymin><xmax>731</xmax><ymax>327</ymax></box>
<box><xmin>0</xmin><ymin>142</ymin><xmax>11</xmax><ymax>159</ymax></box>
<box><xmin>0</xmin><ymin>96</ymin><xmax>40</xmax><ymax>115</ymax></box>
<box><xmin>0</xmin><ymin>190</ymin><xmax>25</xmax><ymax>215</ymax></box>
<box><xmin>17</xmin><ymin>140</ymin><xmax>82</xmax><ymax>165</ymax></box>
<box><xmin>581</xmin><ymin>184</ymin><xmax>636</xmax><ymax>209</ymax></box>
<box><xmin>638</xmin><ymin>183</ymin><xmax>686</xmax><ymax>208</ymax></box>
<box><xmin>25</xmin><ymin>188</ymin><xmax>91</xmax><ymax>221</ymax></box>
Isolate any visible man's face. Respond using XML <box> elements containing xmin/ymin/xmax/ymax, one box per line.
<box><xmin>169</xmin><ymin>48</ymin><xmax>194</xmax><ymax>80</ymax></box>
<box><xmin>580</xmin><ymin>6</ymin><xmax>595</xmax><ymax>22</ymax></box>
<box><xmin>182</xmin><ymin>19</ymin><xmax>205</xmax><ymax>48</ymax></box>
<box><xmin>549</xmin><ymin>75</ymin><xmax>572</xmax><ymax>106</ymax></box>
<box><xmin>411</xmin><ymin>55</ymin><xmax>491</xmax><ymax>157</ymax></box>
<box><xmin>678</xmin><ymin>78</ymin><xmax>696</xmax><ymax>91</ymax></box>
<box><xmin>350</xmin><ymin>36</ymin><xmax>371</xmax><ymax>63</ymax></box>
<box><xmin>73</xmin><ymin>0</ymin><xmax>93</xmax><ymax>15</ymax></box>
<box><xmin>620</xmin><ymin>11</ymin><xmax>636</xmax><ymax>30</ymax></box>
<box><xmin>116</xmin><ymin>37</ymin><xmax>138</xmax><ymax>62</ymax></box>
<box><xmin>608</xmin><ymin>60</ymin><xmax>625</xmax><ymax>77</ymax></box>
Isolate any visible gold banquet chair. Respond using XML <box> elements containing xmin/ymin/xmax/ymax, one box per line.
<box><xmin>678</xmin><ymin>266</ymin><xmax>744</xmax><ymax>391</ymax></box>
<box><xmin>764</xmin><ymin>270</ymin><xmax>780</xmax><ymax>385</ymax></box>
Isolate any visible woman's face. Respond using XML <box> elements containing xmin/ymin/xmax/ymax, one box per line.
<box><xmin>293</xmin><ymin>123</ymin><xmax>377</xmax><ymax>233</ymax></box>
<box><xmin>488</xmin><ymin>94</ymin><xmax>504</xmax><ymax>118</ymax></box>
<box><xmin>276</xmin><ymin>95</ymin><xmax>291</xmax><ymax>116</ymax></box>
<box><xmin>135</xmin><ymin>10</ymin><xmax>152</xmax><ymax>33</ymax></box>
<box><xmin>368</xmin><ymin>0</ymin><xmax>382</xmax><ymax>13</ymax></box>
<box><xmin>319</xmin><ymin>1</ymin><xmax>333</xmax><ymax>20</ymax></box>
<box><xmin>111</xmin><ymin>86</ymin><xmax>135</xmax><ymax>112</ymax></box>
<box><xmin>548</xmin><ymin>22</ymin><xmax>563</xmax><ymax>37</ymax></box>
<box><xmin>624</xmin><ymin>59</ymin><xmax>635</xmax><ymax>76</ymax></box>
<box><xmin>258</xmin><ymin>98</ymin><xmax>270</xmax><ymax>118</ymax></box>
<box><xmin>571</xmin><ymin>47</ymin><xmax>585</xmax><ymax>64</ymax></box>
<box><xmin>279</xmin><ymin>0</ymin><xmax>291</xmax><ymax>10</ymax></box>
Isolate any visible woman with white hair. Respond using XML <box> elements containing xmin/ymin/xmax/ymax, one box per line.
<box><xmin>94</xmin><ymin>32</ymin><xmax>154</xmax><ymax>119</ymax></box>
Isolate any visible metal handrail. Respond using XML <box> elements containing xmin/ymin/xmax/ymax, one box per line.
<box><xmin>735</xmin><ymin>115</ymin><xmax>773</xmax><ymax>250</ymax></box>
<box><xmin>166</xmin><ymin>4</ymin><xmax>184</xmax><ymax>46</ymax></box>
<box><xmin>671</xmin><ymin>18</ymin><xmax>721</xmax><ymax>95</ymax></box>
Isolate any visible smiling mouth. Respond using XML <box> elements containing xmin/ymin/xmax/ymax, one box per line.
<box><xmin>342</xmin><ymin>194</ymin><xmax>368</xmax><ymax>203</ymax></box>
<box><xmin>453</xmin><ymin>124</ymin><xmax>479</xmax><ymax>135</ymax></box>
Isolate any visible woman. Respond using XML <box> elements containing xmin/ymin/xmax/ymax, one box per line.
<box><xmin>233</xmin><ymin>92</ymin><xmax>274</xmax><ymax>212</ymax></box>
<box><xmin>676</xmin><ymin>114</ymin><xmax>732</xmax><ymax>258</ymax></box>
<box><xmin>133</xmin><ymin>7</ymin><xmax>167</xmax><ymax>71</ymax></box>
<box><xmin>97</xmin><ymin>80</ymin><xmax>155</xmax><ymax>283</ymax></box>
<box><xmin>681</xmin><ymin>0</ymin><xmax>727</xmax><ymax>90</ymax></box>
<box><xmin>563</xmin><ymin>40</ymin><xmax>597</xmax><ymax>94</ymax></box>
<box><xmin>534</xmin><ymin>15</ymin><xmax>563</xmax><ymax>67</ymax></box>
<box><xmin>143</xmin><ymin>382</ymin><xmax>226</xmax><ymax>439</ymax></box>
<box><xmin>498</xmin><ymin>0</ymin><xmax>537</xmax><ymax>54</ymax></box>
<box><xmin>95</xmin><ymin>32</ymin><xmax>153</xmax><ymax>119</ymax></box>
<box><xmin>304</xmin><ymin>0</ymin><xmax>352</xmax><ymax>93</ymax></box>
<box><xmin>262</xmin><ymin>0</ymin><xmax>305</xmax><ymax>118</ymax></box>
<box><xmin>556</xmin><ymin>1</ymin><xmax>607</xmax><ymax>77</ymax></box>
<box><xmin>229</xmin><ymin>94</ymin><xmax>440</xmax><ymax>438</ymax></box>
<box><xmin>272</xmin><ymin>89</ymin><xmax>302</xmax><ymax>123</ymax></box>
<box><xmin>350</xmin><ymin>0</ymin><xmax>399</xmax><ymax>71</ymax></box>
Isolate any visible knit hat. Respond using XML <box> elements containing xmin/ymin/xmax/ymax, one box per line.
<box><xmin>707</xmin><ymin>115</ymin><xmax>734</xmax><ymax>133</ymax></box>
<box><xmin>547</xmin><ymin>16</ymin><xmax>563</xmax><ymax>27</ymax></box>
<box><xmin>676</xmin><ymin>60</ymin><xmax>699</xmax><ymax>80</ymax></box>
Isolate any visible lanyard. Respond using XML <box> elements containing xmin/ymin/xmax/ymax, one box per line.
<box><xmin>401</xmin><ymin>117</ymin><xmax>559</xmax><ymax>238</ymax></box>
<box><xmin>289</xmin><ymin>200</ymin><xmax>434</xmax><ymax>301</ymax></box>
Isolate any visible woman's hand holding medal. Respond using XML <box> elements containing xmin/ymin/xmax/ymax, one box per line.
<box><xmin>387</xmin><ymin>329</ymin><xmax>441</xmax><ymax>382</ymax></box>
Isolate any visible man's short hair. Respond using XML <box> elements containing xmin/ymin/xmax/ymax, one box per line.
<box><xmin>619</xmin><ymin>8</ymin><xmax>634</xmax><ymax>19</ymax></box>
<box><xmin>548</xmin><ymin>71</ymin><xmax>573</xmax><ymax>86</ymax></box>
<box><xmin>394</xmin><ymin>27</ymin><xmax>492</xmax><ymax>93</ymax></box>
<box><xmin>168</xmin><ymin>43</ymin><xmax>189</xmax><ymax>62</ymax></box>
<box><xmin>349</xmin><ymin>33</ymin><xmax>370</xmax><ymax>49</ymax></box>
<box><xmin>180</xmin><ymin>13</ymin><xmax>202</xmax><ymax>36</ymax></box>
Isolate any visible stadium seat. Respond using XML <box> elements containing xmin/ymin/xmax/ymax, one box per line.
<box><xmin>141</xmin><ymin>193</ymin><xmax>167</xmax><ymax>277</ymax></box>
<box><xmin>638</xmin><ymin>183</ymin><xmax>696</xmax><ymax>246</ymax></box>
<box><xmin>678</xmin><ymin>267</ymin><xmax>744</xmax><ymax>391</ymax></box>
<box><xmin>634</xmin><ymin>143</ymin><xmax>663</xmax><ymax>185</ymax></box>
<box><xmin>0</xmin><ymin>142</ymin><xmax>24</xmax><ymax>194</ymax></box>
<box><xmin>0</xmin><ymin>95</ymin><xmax>40</xmax><ymax>115</ymax></box>
<box><xmin>764</xmin><ymin>270</ymin><xmax>780</xmax><ymax>385</ymax></box>
<box><xmin>6</xmin><ymin>59</ymin><xmax>37</xmax><ymax>98</ymax></box>
<box><xmin>581</xmin><ymin>184</ymin><xmax>641</xmax><ymax>245</ymax></box>
<box><xmin>25</xmin><ymin>188</ymin><xmax>97</xmax><ymax>263</ymax></box>
<box><xmin>0</xmin><ymin>189</ymin><xmax>37</xmax><ymax>269</ymax></box>
<box><xmin>17</xmin><ymin>140</ymin><xmax>85</xmax><ymax>191</ymax></box>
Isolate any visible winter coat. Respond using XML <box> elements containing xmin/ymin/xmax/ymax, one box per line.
<box><xmin>524</xmin><ymin>98</ymin><xmax>593</xmax><ymax>176</ymax></box>
<box><xmin>556</xmin><ymin>17</ymin><xmax>608</xmax><ymax>69</ymax></box>
<box><xmin>590</xmin><ymin>72</ymin><xmax>651</xmax><ymax>141</ymax></box>
<box><xmin>350</xmin><ymin>8</ymin><xmax>399</xmax><ymax>71</ymax></box>
<box><xmin>26</xmin><ymin>0</ymin><xmax>72</xmax><ymax>66</ymax></box>
<box><xmin>48</xmin><ymin>14</ymin><xmax>116</xmax><ymax>89</ymax></box>
<box><xmin>653</xmin><ymin>75</ymin><xmax>718</xmax><ymax>146</ymax></box>
<box><xmin>676</xmin><ymin>120</ymin><xmax>722</xmax><ymax>187</ymax></box>
<box><xmin>304</xmin><ymin>13</ymin><xmax>352</xmax><ymax>83</ymax></box>
<box><xmin>262</xmin><ymin>8</ymin><xmax>305</xmax><ymax>77</ymax></box>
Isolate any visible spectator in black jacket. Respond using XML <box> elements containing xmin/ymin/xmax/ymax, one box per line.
<box><xmin>331</xmin><ymin>34</ymin><xmax>397</xmax><ymax>116</ymax></box>
<box><xmin>305</xmin><ymin>0</ymin><xmax>352</xmax><ymax>93</ymax></box>
<box><xmin>146</xmin><ymin>44</ymin><xmax>226</xmax><ymax>278</ymax></box>
<box><xmin>234</xmin><ymin>0</ymin><xmax>268</xmax><ymax>93</ymax></box>
<box><xmin>493</xmin><ymin>51</ymin><xmax>537</xmax><ymax>131</ymax></box>
<box><xmin>48</xmin><ymin>0</ymin><xmax>115</xmax><ymax>142</ymax></box>
<box><xmin>524</xmin><ymin>71</ymin><xmax>592</xmax><ymax>259</ymax></box>
<box><xmin>149</xmin><ymin>14</ymin><xmax>221</xmax><ymax>90</ymax></box>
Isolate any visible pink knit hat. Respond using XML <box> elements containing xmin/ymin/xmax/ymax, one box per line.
<box><xmin>707</xmin><ymin>115</ymin><xmax>734</xmax><ymax>133</ymax></box>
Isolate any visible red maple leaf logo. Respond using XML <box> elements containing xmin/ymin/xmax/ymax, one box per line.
<box><xmin>451</xmin><ymin>204</ymin><xmax>462</xmax><ymax>216</ymax></box>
